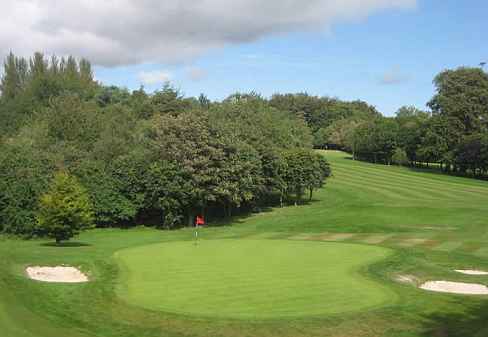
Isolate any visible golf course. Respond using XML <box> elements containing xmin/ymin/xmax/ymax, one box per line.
<box><xmin>1</xmin><ymin>151</ymin><xmax>488</xmax><ymax>337</ymax></box>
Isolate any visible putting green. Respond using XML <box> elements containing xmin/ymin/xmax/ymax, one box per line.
<box><xmin>114</xmin><ymin>239</ymin><xmax>395</xmax><ymax>319</ymax></box>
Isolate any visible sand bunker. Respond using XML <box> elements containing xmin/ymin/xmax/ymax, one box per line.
<box><xmin>395</xmin><ymin>274</ymin><xmax>418</xmax><ymax>285</ymax></box>
<box><xmin>455</xmin><ymin>269</ymin><xmax>488</xmax><ymax>276</ymax></box>
<box><xmin>26</xmin><ymin>266</ymin><xmax>88</xmax><ymax>283</ymax></box>
<box><xmin>420</xmin><ymin>281</ymin><xmax>488</xmax><ymax>295</ymax></box>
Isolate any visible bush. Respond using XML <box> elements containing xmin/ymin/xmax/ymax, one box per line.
<box><xmin>392</xmin><ymin>148</ymin><xmax>409</xmax><ymax>166</ymax></box>
<box><xmin>36</xmin><ymin>172</ymin><xmax>94</xmax><ymax>244</ymax></box>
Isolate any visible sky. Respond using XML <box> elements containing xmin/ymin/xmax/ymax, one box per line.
<box><xmin>1</xmin><ymin>0</ymin><xmax>487</xmax><ymax>115</ymax></box>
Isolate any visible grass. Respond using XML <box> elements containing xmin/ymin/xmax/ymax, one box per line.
<box><xmin>1</xmin><ymin>150</ymin><xmax>488</xmax><ymax>336</ymax></box>
<box><xmin>115</xmin><ymin>240</ymin><xmax>394</xmax><ymax>319</ymax></box>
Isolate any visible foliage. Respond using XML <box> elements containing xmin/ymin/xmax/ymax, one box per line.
<box><xmin>392</xmin><ymin>148</ymin><xmax>409</xmax><ymax>166</ymax></box>
<box><xmin>1</xmin><ymin>53</ymin><xmax>334</xmax><ymax>235</ymax></box>
<box><xmin>282</xmin><ymin>149</ymin><xmax>331</xmax><ymax>203</ymax></box>
<box><xmin>351</xmin><ymin>117</ymin><xmax>399</xmax><ymax>164</ymax></box>
<box><xmin>428</xmin><ymin>67</ymin><xmax>488</xmax><ymax>134</ymax></box>
<box><xmin>0</xmin><ymin>141</ymin><xmax>55</xmax><ymax>235</ymax></box>
<box><xmin>269</xmin><ymin>93</ymin><xmax>380</xmax><ymax>139</ymax></box>
<box><xmin>36</xmin><ymin>171</ymin><xmax>94</xmax><ymax>243</ymax></box>
<box><xmin>73</xmin><ymin>160</ymin><xmax>137</xmax><ymax>226</ymax></box>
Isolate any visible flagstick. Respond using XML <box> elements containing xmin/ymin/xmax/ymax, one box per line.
<box><xmin>194</xmin><ymin>223</ymin><xmax>198</xmax><ymax>245</ymax></box>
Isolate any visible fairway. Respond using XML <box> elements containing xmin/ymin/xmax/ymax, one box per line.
<box><xmin>115</xmin><ymin>239</ymin><xmax>394</xmax><ymax>319</ymax></box>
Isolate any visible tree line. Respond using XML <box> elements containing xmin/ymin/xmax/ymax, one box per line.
<box><xmin>0</xmin><ymin>52</ymin><xmax>332</xmax><ymax>237</ymax></box>
<box><xmin>3</xmin><ymin>52</ymin><xmax>484</xmax><ymax>239</ymax></box>
<box><xmin>321</xmin><ymin>67</ymin><xmax>488</xmax><ymax>177</ymax></box>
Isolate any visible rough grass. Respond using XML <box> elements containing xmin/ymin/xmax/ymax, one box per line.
<box><xmin>1</xmin><ymin>151</ymin><xmax>488</xmax><ymax>337</ymax></box>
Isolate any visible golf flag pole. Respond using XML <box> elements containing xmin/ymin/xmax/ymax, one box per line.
<box><xmin>195</xmin><ymin>215</ymin><xmax>204</xmax><ymax>245</ymax></box>
<box><xmin>195</xmin><ymin>220</ymin><xmax>198</xmax><ymax>245</ymax></box>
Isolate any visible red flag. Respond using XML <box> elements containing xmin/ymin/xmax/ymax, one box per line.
<box><xmin>196</xmin><ymin>215</ymin><xmax>205</xmax><ymax>226</ymax></box>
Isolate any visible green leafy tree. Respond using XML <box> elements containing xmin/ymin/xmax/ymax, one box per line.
<box><xmin>150</xmin><ymin>109</ymin><xmax>223</xmax><ymax>224</ymax></box>
<box><xmin>36</xmin><ymin>172</ymin><xmax>94</xmax><ymax>244</ymax></box>
<box><xmin>351</xmin><ymin>118</ymin><xmax>399</xmax><ymax>164</ymax></box>
<box><xmin>283</xmin><ymin>149</ymin><xmax>331</xmax><ymax>204</ymax></box>
<box><xmin>323</xmin><ymin>117</ymin><xmax>363</xmax><ymax>152</ymax></box>
<box><xmin>392</xmin><ymin>148</ymin><xmax>409</xmax><ymax>166</ymax></box>
<box><xmin>0</xmin><ymin>52</ymin><xmax>22</xmax><ymax>100</ymax></box>
<box><xmin>144</xmin><ymin>161</ymin><xmax>193</xmax><ymax>228</ymax></box>
<box><xmin>455</xmin><ymin>133</ymin><xmax>488</xmax><ymax>176</ymax></box>
<box><xmin>395</xmin><ymin>106</ymin><xmax>429</xmax><ymax>164</ymax></box>
<box><xmin>428</xmin><ymin>67</ymin><xmax>488</xmax><ymax>134</ymax></box>
<box><xmin>270</xmin><ymin>93</ymin><xmax>380</xmax><ymax>134</ymax></box>
<box><xmin>307</xmin><ymin>152</ymin><xmax>331</xmax><ymax>200</ymax></box>
<box><xmin>0</xmin><ymin>139</ymin><xmax>55</xmax><ymax>235</ymax></box>
<box><xmin>74</xmin><ymin>160</ymin><xmax>137</xmax><ymax>226</ymax></box>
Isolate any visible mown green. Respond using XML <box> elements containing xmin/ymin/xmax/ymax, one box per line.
<box><xmin>115</xmin><ymin>240</ymin><xmax>393</xmax><ymax>319</ymax></box>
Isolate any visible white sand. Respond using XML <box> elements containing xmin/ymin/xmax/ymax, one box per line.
<box><xmin>455</xmin><ymin>269</ymin><xmax>488</xmax><ymax>276</ymax></box>
<box><xmin>395</xmin><ymin>274</ymin><xmax>417</xmax><ymax>285</ymax></box>
<box><xmin>420</xmin><ymin>281</ymin><xmax>488</xmax><ymax>295</ymax></box>
<box><xmin>26</xmin><ymin>266</ymin><xmax>88</xmax><ymax>283</ymax></box>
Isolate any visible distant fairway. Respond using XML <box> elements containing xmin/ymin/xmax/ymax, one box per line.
<box><xmin>115</xmin><ymin>239</ymin><xmax>394</xmax><ymax>319</ymax></box>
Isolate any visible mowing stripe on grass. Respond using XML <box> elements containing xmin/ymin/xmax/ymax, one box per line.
<box><xmin>431</xmin><ymin>241</ymin><xmax>464</xmax><ymax>252</ymax></box>
<box><xmin>360</xmin><ymin>234</ymin><xmax>395</xmax><ymax>244</ymax></box>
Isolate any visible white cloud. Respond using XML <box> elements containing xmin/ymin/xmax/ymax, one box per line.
<box><xmin>380</xmin><ymin>66</ymin><xmax>410</xmax><ymax>85</ymax></box>
<box><xmin>187</xmin><ymin>67</ymin><xmax>208</xmax><ymax>81</ymax></box>
<box><xmin>0</xmin><ymin>0</ymin><xmax>416</xmax><ymax>66</ymax></box>
<box><xmin>137</xmin><ymin>70</ymin><xmax>171</xmax><ymax>85</ymax></box>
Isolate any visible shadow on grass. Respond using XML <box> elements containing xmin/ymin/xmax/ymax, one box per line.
<box><xmin>40</xmin><ymin>241</ymin><xmax>91</xmax><ymax>248</ymax></box>
<box><xmin>406</xmin><ymin>166</ymin><xmax>488</xmax><ymax>181</ymax></box>
<box><xmin>419</xmin><ymin>299</ymin><xmax>488</xmax><ymax>337</ymax></box>
<box><xmin>210</xmin><ymin>206</ymin><xmax>275</xmax><ymax>227</ymax></box>
<box><xmin>209</xmin><ymin>198</ymin><xmax>322</xmax><ymax>228</ymax></box>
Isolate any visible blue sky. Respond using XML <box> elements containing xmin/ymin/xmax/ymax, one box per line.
<box><xmin>90</xmin><ymin>1</ymin><xmax>487</xmax><ymax>116</ymax></box>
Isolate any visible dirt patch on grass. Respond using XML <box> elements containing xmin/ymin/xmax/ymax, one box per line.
<box><xmin>26</xmin><ymin>266</ymin><xmax>88</xmax><ymax>283</ymax></box>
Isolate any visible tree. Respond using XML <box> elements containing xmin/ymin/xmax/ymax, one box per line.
<box><xmin>322</xmin><ymin>117</ymin><xmax>363</xmax><ymax>152</ymax></box>
<box><xmin>0</xmin><ymin>137</ymin><xmax>55</xmax><ymax>235</ymax></box>
<box><xmin>36</xmin><ymin>172</ymin><xmax>94</xmax><ymax>244</ymax></box>
<box><xmin>351</xmin><ymin>118</ymin><xmax>398</xmax><ymax>164</ymax></box>
<box><xmin>151</xmin><ymin>82</ymin><xmax>191</xmax><ymax>115</ymax></box>
<box><xmin>74</xmin><ymin>160</ymin><xmax>137</xmax><ymax>227</ymax></box>
<box><xmin>283</xmin><ymin>149</ymin><xmax>331</xmax><ymax>204</ymax></box>
<box><xmin>307</xmin><ymin>152</ymin><xmax>331</xmax><ymax>200</ymax></box>
<box><xmin>270</xmin><ymin>93</ymin><xmax>380</xmax><ymax>136</ymax></box>
<box><xmin>428</xmin><ymin>67</ymin><xmax>488</xmax><ymax>135</ymax></box>
<box><xmin>0</xmin><ymin>52</ymin><xmax>22</xmax><ymax>100</ymax></box>
<box><xmin>392</xmin><ymin>148</ymin><xmax>409</xmax><ymax>166</ymax></box>
<box><xmin>455</xmin><ymin>133</ymin><xmax>488</xmax><ymax>176</ymax></box>
<box><xmin>149</xmin><ymin>109</ymin><xmax>223</xmax><ymax>224</ymax></box>
<box><xmin>144</xmin><ymin>161</ymin><xmax>193</xmax><ymax>228</ymax></box>
<box><xmin>417</xmin><ymin>115</ymin><xmax>462</xmax><ymax>170</ymax></box>
<box><xmin>395</xmin><ymin>106</ymin><xmax>429</xmax><ymax>164</ymax></box>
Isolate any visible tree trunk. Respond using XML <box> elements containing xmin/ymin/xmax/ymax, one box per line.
<box><xmin>187</xmin><ymin>210</ymin><xmax>194</xmax><ymax>227</ymax></box>
<box><xmin>309</xmin><ymin>188</ymin><xmax>313</xmax><ymax>201</ymax></box>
